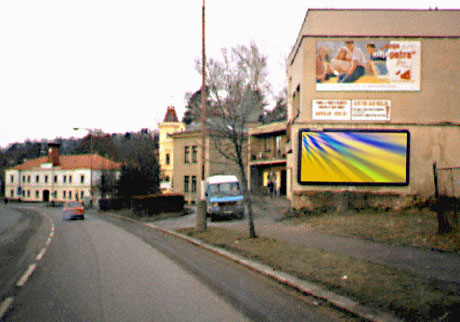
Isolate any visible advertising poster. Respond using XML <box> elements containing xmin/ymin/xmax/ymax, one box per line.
<box><xmin>298</xmin><ymin>129</ymin><xmax>410</xmax><ymax>185</ymax></box>
<box><xmin>316</xmin><ymin>40</ymin><xmax>420</xmax><ymax>91</ymax></box>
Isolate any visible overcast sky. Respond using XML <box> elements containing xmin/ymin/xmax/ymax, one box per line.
<box><xmin>0</xmin><ymin>0</ymin><xmax>456</xmax><ymax>148</ymax></box>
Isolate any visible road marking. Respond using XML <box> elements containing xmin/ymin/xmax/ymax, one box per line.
<box><xmin>0</xmin><ymin>297</ymin><xmax>14</xmax><ymax>319</ymax></box>
<box><xmin>45</xmin><ymin>237</ymin><xmax>52</xmax><ymax>247</ymax></box>
<box><xmin>36</xmin><ymin>247</ymin><xmax>47</xmax><ymax>261</ymax></box>
<box><xmin>16</xmin><ymin>263</ymin><xmax>37</xmax><ymax>287</ymax></box>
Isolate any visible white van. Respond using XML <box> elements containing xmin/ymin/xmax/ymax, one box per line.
<box><xmin>205</xmin><ymin>175</ymin><xmax>245</xmax><ymax>222</ymax></box>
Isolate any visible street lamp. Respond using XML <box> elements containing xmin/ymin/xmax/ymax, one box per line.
<box><xmin>74</xmin><ymin>127</ymin><xmax>94</xmax><ymax>206</ymax></box>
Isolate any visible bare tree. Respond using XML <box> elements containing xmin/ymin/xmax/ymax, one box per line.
<box><xmin>197</xmin><ymin>42</ymin><xmax>270</xmax><ymax>238</ymax></box>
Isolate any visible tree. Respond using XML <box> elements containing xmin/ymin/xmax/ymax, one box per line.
<box><xmin>198</xmin><ymin>42</ymin><xmax>270</xmax><ymax>238</ymax></box>
<box><xmin>115</xmin><ymin>133</ymin><xmax>160</xmax><ymax>198</ymax></box>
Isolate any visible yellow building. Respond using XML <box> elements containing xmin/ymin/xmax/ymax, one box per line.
<box><xmin>158</xmin><ymin>106</ymin><xmax>185</xmax><ymax>192</ymax></box>
<box><xmin>286</xmin><ymin>9</ymin><xmax>460</xmax><ymax>210</ymax></box>
<box><xmin>170</xmin><ymin>128</ymin><xmax>244</xmax><ymax>205</ymax></box>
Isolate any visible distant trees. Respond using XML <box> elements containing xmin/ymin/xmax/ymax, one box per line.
<box><xmin>1</xmin><ymin>130</ymin><xmax>161</xmax><ymax>198</ymax></box>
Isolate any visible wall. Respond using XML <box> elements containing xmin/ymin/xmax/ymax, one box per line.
<box><xmin>287</xmin><ymin>35</ymin><xmax>460</xmax><ymax>209</ymax></box>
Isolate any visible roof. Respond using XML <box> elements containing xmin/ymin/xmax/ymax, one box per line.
<box><xmin>163</xmin><ymin>106</ymin><xmax>179</xmax><ymax>122</ymax></box>
<box><xmin>289</xmin><ymin>8</ymin><xmax>460</xmax><ymax>63</ymax></box>
<box><xmin>249</xmin><ymin>121</ymin><xmax>288</xmax><ymax>136</ymax></box>
<box><xmin>11</xmin><ymin>154</ymin><xmax>122</xmax><ymax>171</ymax></box>
<box><xmin>206</xmin><ymin>175</ymin><xmax>239</xmax><ymax>184</ymax></box>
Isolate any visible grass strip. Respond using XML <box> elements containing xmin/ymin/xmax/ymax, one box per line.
<box><xmin>179</xmin><ymin>227</ymin><xmax>460</xmax><ymax>322</ymax></box>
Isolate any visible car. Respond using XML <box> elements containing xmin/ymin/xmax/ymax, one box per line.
<box><xmin>62</xmin><ymin>201</ymin><xmax>85</xmax><ymax>220</ymax></box>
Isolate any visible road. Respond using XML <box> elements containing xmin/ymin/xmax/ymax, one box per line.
<box><xmin>1</xmin><ymin>203</ymin><xmax>349</xmax><ymax>322</ymax></box>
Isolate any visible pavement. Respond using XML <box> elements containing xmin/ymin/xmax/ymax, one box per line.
<box><xmin>150</xmin><ymin>194</ymin><xmax>460</xmax><ymax>322</ymax></box>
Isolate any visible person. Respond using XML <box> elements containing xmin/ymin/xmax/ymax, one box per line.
<box><xmin>4</xmin><ymin>197</ymin><xmax>8</xmax><ymax>205</ymax></box>
<box><xmin>267</xmin><ymin>180</ymin><xmax>274</xmax><ymax>197</ymax></box>
<box><xmin>338</xmin><ymin>40</ymin><xmax>366</xmax><ymax>83</ymax></box>
<box><xmin>330</xmin><ymin>47</ymin><xmax>352</xmax><ymax>75</ymax></box>
<box><xmin>366</xmin><ymin>43</ymin><xmax>388</xmax><ymax>76</ymax></box>
<box><xmin>316</xmin><ymin>46</ymin><xmax>335</xmax><ymax>83</ymax></box>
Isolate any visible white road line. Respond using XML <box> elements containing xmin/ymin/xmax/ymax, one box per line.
<box><xmin>0</xmin><ymin>297</ymin><xmax>14</xmax><ymax>319</ymax></box>
<box><xmin>45</xmin><ymin>237</ymin><xmax>52</xmax><ymax>247</ymax></box>
<box><xmin>36</xmin><ymin>247</ymin><xmax>47</xmax><ymax>261</ymax></box>
<box><xmin>16</xmin><ymin>263</ymin><xmax>37</xmax><ymax>287</ymax></box>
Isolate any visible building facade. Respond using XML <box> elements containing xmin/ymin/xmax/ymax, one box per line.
<box><xmin>158</xmin><ymin>106</ymin><xmax>185</xmax><ymax>192</ymax></box>
<box><xmin>4</xmin><ymin>143</ymin><xmax>121</xmax><ymax>203</ymax></box>
<box><xmin>170</xmin><ymin>129</ymin><xmax>244</xmax><ymax>205</ymax></box>
<box><xmin>286</xmin><ymin>9</ymin><xmax>460</xmax><ymax>210</ymax></box>
<box><xmin>248</xmin><ymin>121</ymin><xmax>288</xmax><ymax>196</ymax></box>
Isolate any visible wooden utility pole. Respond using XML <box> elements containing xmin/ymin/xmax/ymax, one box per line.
<box><xmin>197</xmin><ymin>0</ymin><xmax>207</xmax><ymax>232</ymax></box>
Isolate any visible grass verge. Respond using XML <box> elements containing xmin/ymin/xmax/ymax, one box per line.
<box><xmin>179</xmin><ymin>227</ymin><xmax>460</xmax><ymax>322</ymax></box>
<box><xmin>282</xmin><ymin>208</ymin><xmax>460</xmax><ymax>254</ymax></box>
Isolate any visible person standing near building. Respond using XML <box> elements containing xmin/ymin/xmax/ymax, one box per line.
<box><xmin>339</xmin><ymin>40</ymin><xmax>366</xmax><ymax>83</ymax></box>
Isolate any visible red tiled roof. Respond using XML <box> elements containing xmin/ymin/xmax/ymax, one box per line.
<box><xmin>13</xmin><ymin>154</ymin><xmax>122</xmax><ymax>171</ymax></box>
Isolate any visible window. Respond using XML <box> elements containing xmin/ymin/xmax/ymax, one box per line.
<box><xmin>69</xmin><ymin>191</ymin><xmax>72</xmax><ymax>199</ymax></box>
<box><xmin>80</xmin><ymin>175</ymin><xmax>85</xmax><ymax>184</ymax></box>
<box><xmin>35</xmin><ymin>191</ymin><xmax>39</xmax><ymax>198</ymax></box>
<box><xmin>27</xmin><ymin>176</ymin><xmax>30</xmax><ymax>183</ymax></box>
<box><xmin>63</xmin><ymin>191</ymin><xmax>67</xmax><ymax>199</ymax></box>
<box><xmin>69</xmin><ymin>176</ymin><xmax>72</xmax><ymax>184</ymax></box>
<box><xmin>10</xmin><ymin>175</ymin><xmax>14</xmax><ymax>183</ymax></box>
<box><xmin>184</xmin><ymin>176</ymin><xmax>189</xmax><ymax>192</ymax></box>
<box><xmin>63</xmin><ymin>175</ymin><xmax>67</xmax><ymax>183</ymax></box>
<box><xmin>192</xmin><ymin>146</ymin><xmax>197</xmax><ymax>163</ymax></box>
<box><xmin>166</xmin><ymin>154</ymin><xmax>170</xmax><ymax>165</ymax></box>
<box><xmin>36</xmin><ymin>175</ymin><xmax>40</xmax><ymax>183</ymax></box>
<box><xmin>184</xmin><ymin>147</ymin><xmax>190</xmax><ymax>163</ymax></box>
<box><xmin>80</xmin><ymin>191</ymin><xmax>84</xmax><ymax>200</ymax></box>
<box><xmin>10</xmin><ymin>190</ymin><xmax>14</xmax><ymax>197</ymax></box>
<box><xmin>276</xmin><ymin>136</ymin><xmax>282</xmax><ymax>157</ymax></box>
<box><xmin>44</xmin><ymin>175</ymin><xmax>48</xmax><ymax>184</ymax></box>
<box><xmin>54</xmin><ymin>175</ymin><xmax>58</xmax><ymax>183</ymax></box>
<box><xmin>192</xmin><ymin>176</ymin><xmax>197</xmax><ymax>193</ymax></box>
<box><xmin>27</xmin><ymin>190</ymin><xmax>30</xmax><ymax>197</ymax></box>
<box><xmin>22</xmin><ymin>176</ymin><xmax>25</xmax><ymax>183</ymax></box>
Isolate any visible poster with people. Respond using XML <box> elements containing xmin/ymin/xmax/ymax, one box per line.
<box><xmin>316</xmin><ymin>40</ymin><xmax>420</xmax><ymax>91</ymax></box>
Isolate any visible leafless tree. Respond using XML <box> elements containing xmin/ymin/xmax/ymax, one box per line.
<box><xmin>197</xmin><ymin>42</ymin><xmax>270</xmax><ymax>238</ymax></box>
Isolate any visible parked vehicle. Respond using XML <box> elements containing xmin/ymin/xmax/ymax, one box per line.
<box><xmin>205</xmin><ymin>175</ymin><xmax>245</xmax><ymax>222</ymax></box>
<box><xmin>62</xmin><ymin>201</ymin><xmax>85</xmax><ymax>220</ymax></box>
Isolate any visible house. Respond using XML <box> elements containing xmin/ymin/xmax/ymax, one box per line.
<box><xmin>248</xmin><ymin>121</ymin><xmax>288</xmax><ymax>196</ymax></box>
<box><xmin>4</xmin><ymin>143</ymin><xmax>121</xmax><ymax>204</ymax></box>
<box><xmin>169</xmin><ymin>126</ymin><xmax>245</xmax><ymax>205</ymax></box>
<box><xmin>286</xmin><ymin>9</ymin><xmax>460</xmax><ymax>210</ymax></box>
<box><xmin>158</xmin><ymin>106</ymin><xmax>185</xmax><ymax>192</ymax></box>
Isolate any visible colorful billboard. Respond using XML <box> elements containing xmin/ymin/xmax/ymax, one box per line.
<box><xmin>298</xmin><ymin>129</ymin><xmax>410</xmax><ymax>185</ymax></box>
<box><xmin>316</xmin><ymin>40</ymin><xmax>420</xmax><ymax>91</ymax></box>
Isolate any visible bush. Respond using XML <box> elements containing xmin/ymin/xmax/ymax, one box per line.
<box><xmin>132</xmin><ymin>194</ymin><xmax>184</xmax><ymax>216</ymax></box>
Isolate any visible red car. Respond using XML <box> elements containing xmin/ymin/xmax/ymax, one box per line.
<box><xmin>62</xmin><ymin>201</ymin><xmax>85</xmax><ymax>220</ymax></box>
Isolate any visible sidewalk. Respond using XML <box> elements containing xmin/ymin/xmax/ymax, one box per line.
<box><xmin>155</xmin><ymin>195</ymin><xmax>460</xmax><ymax>292</ymax></box>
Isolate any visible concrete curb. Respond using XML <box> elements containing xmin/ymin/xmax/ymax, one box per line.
<box><xmin>103</xmin><ymin>212</ymin><xmax>402</xmax><ymax>322</ymax></box>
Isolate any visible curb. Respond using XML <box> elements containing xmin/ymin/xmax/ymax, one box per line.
<box><xmin>103</xmin><ymin>212</ymin><xmax>402</xmax><ymax>322</ymax></box>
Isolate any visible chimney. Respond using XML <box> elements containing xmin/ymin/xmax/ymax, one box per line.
<box><xmin>47</xmin><ymin>143</ymin><xmax>60</xmax><ymax>166</ymax></box>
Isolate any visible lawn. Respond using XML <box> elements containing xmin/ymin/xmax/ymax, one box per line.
<box><xmin>283</xmin><ymin>207</ymin><xmax>460</xmax><ymax>253</ymax></box>
<box><xmin>180</xmin><ymin>226</ymin><xmax>460</xmax><ymax>322</ymax></box>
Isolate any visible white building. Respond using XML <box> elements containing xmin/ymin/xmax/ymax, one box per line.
<box><xmin>4</xmin><ymin>143</ymin><xmax>121</xmax><ymax>203</ymax></box>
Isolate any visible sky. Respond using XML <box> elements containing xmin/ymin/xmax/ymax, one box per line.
<box><xmin>0</xmin><ymin>0</ymin><xmax>456</xmax><ymax>148</ymax></box>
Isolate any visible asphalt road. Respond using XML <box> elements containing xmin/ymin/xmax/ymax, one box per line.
<box><xmin>1</xmin><ymin>204</ymin><xmax>348</xmax><ymax>322</ymax></box>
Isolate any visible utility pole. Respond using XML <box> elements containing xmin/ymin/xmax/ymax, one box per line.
<box><xmin>197</xmin><ymin>0</ymin><xmax>207</xmax><ymax>232</ymax></box>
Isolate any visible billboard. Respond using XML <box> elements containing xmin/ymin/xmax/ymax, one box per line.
<box><xmin>316</xmin><ymin>40</ymin><xmax>420</xmax><ymax>91</ymax></box>
<box><xmin>298</xmin><ymin>129</ymin><xmax>410</xmax><ymax>185</ymax></box>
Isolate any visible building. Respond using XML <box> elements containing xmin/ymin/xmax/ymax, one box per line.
<box><xmin>286</xmin><ymin>9</ymin><xmax>460</xmax><ymax>210</ymax></box>
<box><xmin>248</xmin><ymin>121</ymin><xmax>288</xmax><ymax>196</ymax></box>
<box><xmin>4</xmin><ymin>143</ymin><xmax>121</xmax><ymax>203</ymax></box>
<box><xmin>158</xmin><ymin>106</ymin><xmax>185</xmax><ymax>192</ymax></box>
<box><xmin>170</xmin><ymin>128</ymin><xmax>244</xmax><ymax>205</ymax></box>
